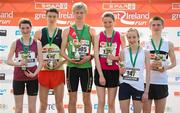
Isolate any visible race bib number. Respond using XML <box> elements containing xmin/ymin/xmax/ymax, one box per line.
<box><xmin>123</xmin><ymin>67</ymin><xmax>140</xmax><ymax>81</ymax></box>
<box><xmin>99</xmin><ymin>42</ymin><xmax>117</xmax><ymax>58</ymax></box>
<box><xmin>72</xmin><ymin>39</ymin><xmax>90</xmax><ymax>58</ymax></box>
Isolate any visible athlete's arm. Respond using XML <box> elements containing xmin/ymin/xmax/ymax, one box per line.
<box><xmin>164</xmin><ymin>41</ymin><xmax>176</xmax><ymax>70</ymax></box>
<box><xmin>34</xmin><ymin>29</ymin><xmax>42</xmax><ymax>40</ymax></box>
<box><xmin>120</xmin><ymin>33</ymin><xmax>126</xmax><ymax>49</ymax></box>
<box><xmin>142</xmin><ymin>50</ymin><xmax>150</xmax><ymax>102</ymax></box>
<box><xmin>33</xmin><ymin>40</ymin><xmax>43</xmax><ymax>75</ymax></box>
<box><xmin>94</xmin><ymin>34</ymin><xmax>106</xmax><ymax>85</ymax></box>
<box><xmin>7</xmin><ymin>41</ymin><xmax>23</xmax><ymax>67</ymax></box>
<box><xmin>61</xmin><ymin>28</ymin><xmax>76</xmax><ymax>64</ymax></box>
<box><xmin>119</xmin><ymin>50</ymin><xmax>126</xmax><ymax>75</ymax></box>
<box><xmin>144</xmin><ymin>50</ymin><xmax>150</xmax><ymax>93</ymax></box>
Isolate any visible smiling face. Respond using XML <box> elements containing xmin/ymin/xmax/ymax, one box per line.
<box><xmin>126</xmin><ymin>30</ymin><xmax>139</xmax><ymax>47</ymax></box>
<box><xmin>46</xmin><ymin>12</ymin><xmax>58</xmax><ymax>25</ymax></box>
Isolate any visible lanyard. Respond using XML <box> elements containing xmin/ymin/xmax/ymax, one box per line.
<box><xmin>46</xmin><ymin>27</ymin><xmax>57</xmax><ymax>46</ymax></box>
<box><xmin>105</xmin><ymin>30</ymin><xmax>115</xmax><ymax>47</ymax></box>
<box><xmin>151</xmin><ymin>38</ymin><xmax>163</xmax><ymax>54</ymax></box>
<box><xmin>21</xmin><ymin>37</ymin><xmax>32</xmax><ymax>54</ymax></box>
<box><xmin>129</xmin><ymin>46</ymin><xmax>140</xmax><ymax>67</ymax></box>
<box><xmin>74</xmin><ymin>24</ymin><xmax>85</xmax><ymax>42</ymax></box>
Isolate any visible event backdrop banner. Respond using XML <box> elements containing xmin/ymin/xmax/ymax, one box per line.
<box><xmin>0</xmin><ymin>0</ymin><xmax>180</xmax><ymax>113</ymax></box>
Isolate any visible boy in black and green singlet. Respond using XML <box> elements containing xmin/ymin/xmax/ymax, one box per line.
<box><xmin>61</xmin><ymin>2</ymin><xmax>96</xmax><ymax>113</ymax></box>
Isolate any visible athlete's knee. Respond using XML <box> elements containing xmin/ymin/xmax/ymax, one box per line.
<box><xmin>108</xmin><ymin>101</ymin><xmax>115</xmax><ymax>110</ymax></box>
<box><xmin>98</xmin><ymin>99</ymin><xmax>105</xmax><ymax>108</ymax></box>
<box><xmin>56</xmin><ymin>102</ymin><xmax>64</xmax><ymax>111</ymax></box>
<box><xmin>28</xmin><ymin>107</ymin><xmax>36</xmax><ymax>113</ymax></box>
<box><xmin>69</xmin><ymin>96</ymin><xmax>77</xmax><ymax>105</ymax></box>
<box><xmin>39</xmin><ymin>102</ymin><xmax>47</xmax><ymax>111</ymax></box>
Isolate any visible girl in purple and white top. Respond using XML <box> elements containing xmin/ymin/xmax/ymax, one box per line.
<box><xmin>7</xmin><ymin>18</ymin><xmax>43</xmax><ymax>113</ymax></box>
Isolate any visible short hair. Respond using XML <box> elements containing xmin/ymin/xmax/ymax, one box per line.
<box><xmin>46</xmin><ymin>8</ymin><xmax>58</xmax><ymax>15</ymax></box>
<box><xmin>102</xmin><ymin>12</ymin><xmax>115</xmax><ymax>21</ymax></box>
<box><xmin>72</xmin><ymin>2</ymin><xmax>87</xmax><ymax>13</ymax></box>
<box><xmin>149</xmin><ymin>16</ymin><xmax>164</xmax><ymax>25</ymax></box>
<box><xmin>18</xmin><ymin>18</ymin><xmax>32</xmax><ymax>27</ymax></box>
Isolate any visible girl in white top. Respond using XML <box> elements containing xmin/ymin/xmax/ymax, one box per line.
<box><xmin>119</xmin><ymin>28</ymin><xmax>150</xmax><ymax>113</ymax></box>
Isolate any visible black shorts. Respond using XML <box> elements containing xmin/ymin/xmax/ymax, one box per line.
<box><xmin>119</xmin><ymin>83</ymin><xmax>144</xmax><ymax>101</ymax></box>
<box><xmin>66</xmin><ymin>66</ymin><xmax>93</xmax><ymax>92</ymax></box>
<box><xmin>13</xmin><ymin>79</ymin><xmax>38</xmax><ymax>96</ymax></box>
<box><xmin>148</xmin><ymin>84</ymin><xmax>168</xmax><ymax>100</ymax></box>
<box><xmin>94</xmin><ymin>69</ymin><xmax>119</xmax><ymax>88</ymax></box>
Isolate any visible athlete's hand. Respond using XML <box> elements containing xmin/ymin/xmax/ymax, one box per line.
<box><xmin>53</xmin><ymin>60</ymin><xmax>67</xmax><ymax>69</ymax></box>
<box><xmin>142</xmin><ymin>91</ymin><xmax>148</xmax><ymax>103</ymax></box>
<box><xmin>99</xmin><ymin>75</ymin><xmax>106</xmax><ymax>86</ymax></box>
<box><xmin>107</xmin><ymin>53</ymin><xmax>116</xmax><ymax>61</ymax></box>
<box><xmin>119</xmin><ymin>67</ymin><xmax>126</xmax><ymax>75</ymax></box>
<box><xmin>69</xmin><ymin>59</ymin><xmax>78</xmax><ymax>64</ymax></box>
<box><xmin>76</xmin><ymin>55</ymin><xmax>91</xmax><ymax>64</ymax></box>
<box><xmin>19</xmin><ymin>60</ymin><xmax>27</xmax><ymax>67</ymax></box>
<box><xmin>24</xmin><ymin>70</ymin><xmax>36</xmax><ymax>78</ymax></box>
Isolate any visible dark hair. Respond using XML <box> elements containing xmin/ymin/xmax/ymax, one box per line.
<box><xmin>149</xmin><ymin>16</ymin><xmax>164</xmax><ymax>25</ymax></box>
<box><xmin>46</xmin><ymin>8</ymin><xmax>58</xmax><ymax>15</ymax></box>
<box><xmin>18</xmin><ymin>18</ymin><xmax>32</xmax><ymax>27</ymax></box>
<box><xmin>102</xmin><ymin>12</ymin><xmax>115</xmax><ymax>21</ymax></box>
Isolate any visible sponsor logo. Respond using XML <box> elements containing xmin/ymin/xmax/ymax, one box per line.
<box><xmin>0</xmin><ymin>88</ymin><xmax>6</xmax><ymax>95</ymax></box>
<box><xmin>174</xmin><ymin>91</ymin><xmax>180</xmax><ymax>96</ymax></box>
<box><xmin>103</xmin><ymin>3</ymin><xmax>136</xmax><ymax>10</ymax></box>
<box><xmin>175</xmin><ymin>76</ymin><xmax>180</xmax><ymax>81</ymax></box>
<box><xmin>0</xmin><ymin>30</ymin><xmax>7</xmax><ymax>36</ymax></box>
<box><xmin>35</xmin><ymin>2</ymin><xmax>68</xmax><ymax>9</ymax></box>
<box><xmin>48</xmin><ymin>104</ymin><xmax>56</xmax><ymax>110</ymax></box>
<box><xmin>15</xmin><ymin>30</ymin><xmax>34</xmax><ymax>36</ymax></box>
<box><xmin>113</xmin><ymin>11</ymin><xmax>149</xmax><ymax>26</ymax></box>
<box><xmin>172</xmin><ymin>13</ymin><xmax>180</xmax><ymax>20</ymax></box>
<box><xmin>177</xmin><ymin>31</ymin><xmax>180</xmax><ymax>37</ymax></box>
<box><xmin>172</xmin><ymin>3</ymin><xmax>180</xmax><ymax>10</ymax></box>
<box><xmin>0</xmin><ymin>73</ymin><xmax>5</xmax><ymax>80</ymax></box>
<box><xmin>0</xmin><ymin>45</ymin><xmax>8</xmax><ymax>52</ymax></box>
<box><xmin>94</xmin><ymin>104</ymin><xmax>108</xmax><ymax>110</ymax></box>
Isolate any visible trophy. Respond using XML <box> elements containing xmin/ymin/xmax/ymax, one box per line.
<box><xmin>153</xmin><ymin>54</ymin><xmax>164</xmax><ymax>72</ymax></box>
<box><xmin>21</xmin><ymin>53</ymin><xmax>29</xmax><ymax>70</ymax></box>
<box><xmin>106</xmin><ymin>46</ymin><xmax>113</xmax><ymax>66</ymax></box>
<box><xmin>73</xmin><ymin>41</ymin><xmax>81</xmax><ymax>61</ymax></box>
<box><xmin>119</xmin><ymin>61</ymin><xmax>125</xmax><ymax>68</ymax></box>
<box><xmin>46</xmin><ymin>53</ymin><xmax>57</xmax><ymax>70</ymax></box>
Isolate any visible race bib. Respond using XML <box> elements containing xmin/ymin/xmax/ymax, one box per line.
<box><xmin>123</xmin><ymin>67</ymin><xmax>140</xmax><ymax>81</ymax></box>
<box><xmin>99</xmin><ymin>42</ymin><xmax>117</xmax><ymax>58</ymax></box>
<box><xmin>72</xmin><ymin>39</ymin><xmax>90</xmax><ymax>58</ymax></box>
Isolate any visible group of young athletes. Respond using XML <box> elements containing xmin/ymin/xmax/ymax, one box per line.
<box><xmin>7</xmin><ymin>2</ymin><xmax>176</xmax><ymax>113</ymax></box>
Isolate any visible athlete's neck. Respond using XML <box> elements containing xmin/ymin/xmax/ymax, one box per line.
<box><xmin>75</xmin><ymin>21</ymin><xmax>84</xmax><ymax>30</ymax></box>
<box><xmin>47</xmin><ymin>24</ymin><xmax>57</xmax><ymax>31</ymax></box>
<box><xmin>21</xmin><ymin>35</ymin><xmax>31</xmax><ymax>44</ymax></box>
<box><xmin>130</xmin><ymin>44</ymin><xmax>139</xmax><ymax>53</ymax></box>
<box><xmin>105</xmin><ymin>28</ymin><xmax>114</xmax><ymax>37</ymax></box>
<box><xmin>151</xmin><ymin>33</ymin><xmax>161</xmax><ymax>43</ymax></box>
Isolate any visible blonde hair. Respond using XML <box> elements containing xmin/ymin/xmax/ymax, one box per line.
<box><xmin>72</xmin><ymin>2</ymin><xmax>87</xmax><ymax>13</ymax></box>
